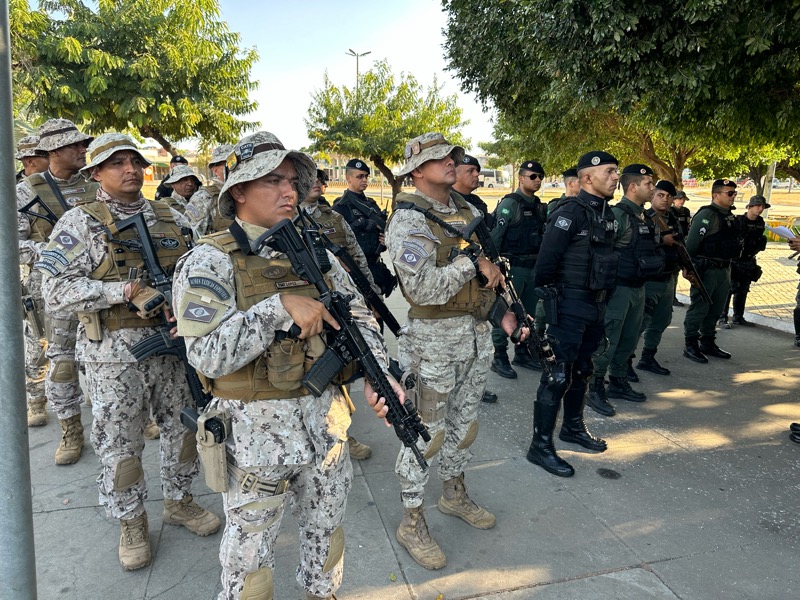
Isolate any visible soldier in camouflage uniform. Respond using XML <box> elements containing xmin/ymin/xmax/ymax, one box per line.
<box><xmin>37</xmin><ymin>133</ymin><xmax>220</xmax><ymax>572</ymax></box>
<box><xmin>387</xmin><ymin>132</ymin><xmax>525</xmax><ymax>570</ymax></box>
<box><xmin>161</xmin><ymin>164</ymin><xmax>216</xmax><ymax>236</ymax></box>
<box><xmin>17</xmin><ymin>119</ymin><xmax>95</xmax><ymax>468</ymax></box>
<box><xmin>205</xmin><ymin>144</ymin><xmax>235</xmax><ymax>233</ymax></box>
<box><xmin>173</xmin><ymin>131</ymin><xmax>399</xmax><ymax>600</ymax></box>
<box><xmin>15</xmin><ymin>135</ymin><xmax>49</xmax><ymax>182</ymax></box>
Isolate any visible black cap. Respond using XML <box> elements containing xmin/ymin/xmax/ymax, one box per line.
<box><xmin>316</xmin><ymin>169</ymin><xmax>329</xmax><ymax>184</ymax></box>
<box><xmin>576</xmin><ymin>151</ymin><xmax>618</xmax><ymax>172</ymax></box>
<box><xmin>460</xmin><ymin>154</ymin><xmax>481</xmax><ymax>170</ymax></box>
<box><xmin>562</xmin><ymin>168</ymin><xmax>578</xmax><ymax>178</ymax></box>
<box><xmin>712</xmin><ymin>178</ymin><xmax>736</xmax><ymax>189</ymax></box>
<box><xmin>519</xmin><ymin>160</ymin><xmax>544</xmax><ymax>174</ymax></box>
<box><xmin>655</xmin><ymin>180</ymin><xmax>677</xmax><ymax>196</ymax></box>
<box><xmin>621</xmin><ymin>164</ymin><xmax>654</xmax><ymax>176</ymax></box>
<box><xmin>346</xmin><ymin>158</ymin><xmax>370</xmax><ymax>174</ymax></box>
<box><xmin>170</xmin><ymin>155</ymin><xmax>188</xmax><ymax>165</ymax></box>
<box><xmin>746</xmin><ymin>195</ymin><xmax>771</xmax><ymax>208</ymax></box>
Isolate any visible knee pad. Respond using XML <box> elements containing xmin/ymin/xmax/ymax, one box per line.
<box><xmin>178</xmin><ymin>430</ymin><xmax>198</xmax><ymax>463</ymax></box>
<box><xmin>542</xmin><ymin>363</ymin><xmax>570</xmax><ymax>395</ymax></box>
<box><xmin>457</xmin><ymin>419</ymin><xmax>479</xmax><ymax>450</ymax></box>
<box><xmin>113</xmin><ymin>456</ymin><xmax>144</xmax><ymax>491</ymax></box>
<box><xmin>322</xmin><ymin>525</ymin><xmax>344</xmax><ymax>573</ymax></box>
<box><xmin>50</xmin><ymin>360</ymin><xmax>78</xmax><ymax>383</ymax></box>
<box><xmin>572</xmin><ymin>358</ymin><xmax>593</xmax><ymax>384</ymax></box>
<box><xmin>423</xmin><ymin>429</ymin><xmax>445</xmax><ymax>460</ymax></box>
<box><xmin>241</xmin><ymin>567</ymin><xmax>274</xmax><ymax>600</ymax></box>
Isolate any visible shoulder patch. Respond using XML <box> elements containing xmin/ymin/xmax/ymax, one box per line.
<box><xmin>701</xmin><ymin>218</ymin><xmax>710</xmax><ymax>224</ymax></box>
<box><xmin>500</xmin><ymin>207</ymin><xmax>510</xmax><ymax>215</ymax></box>
<box><xmin>188</xmin><ymin>276</ymin><xmax>231</xmax><ymax>300</ymax></box>
<box><xmin>555</xmin><ymin>216</ymin><xmax>572</xmax><ymax>231</ymax></box>
<box><xmin>182</xmin><ymin>301</ymin><xmax>217</xmax><ymax>323</ymax></box>
<box><xmin>53</xmin><ymin>230</ymin><xmax>79</xmax><ymax>250</ymax></box>
<box><xmin>399</xmin><ymin>248</ymin><xmax>422</xmax><ymax>266</ymax></box>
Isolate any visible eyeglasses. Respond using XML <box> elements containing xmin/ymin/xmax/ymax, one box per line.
<box><xmin>352</xmin><ymin>173</ymin><xmax>369</xmax><ymax>180</ymax></box>
<box><xmin>717</xmin><ymin>190</ymin><xmax>738</xmax><ymax>197</ymax></box>
<box><xmin>524</xmin><ymin>173</ymin><xmax>544</xmax><ymax>181</ymax></box>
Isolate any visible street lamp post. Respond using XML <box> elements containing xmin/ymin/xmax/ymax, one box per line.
<box><xmin>346</xmin><ymin>48</ymin><xmax>371</xmax><ymax>97</ymax></box>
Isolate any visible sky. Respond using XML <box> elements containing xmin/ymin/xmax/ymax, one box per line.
<box><xmin>218</xmin><ymin>0</ymin><xmax>496</xmax><ymax>153</ymax></box>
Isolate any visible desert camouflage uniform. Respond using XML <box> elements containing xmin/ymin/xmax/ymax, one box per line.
<box><xmin>165</xmin><ymin>187</ymin><xmax>216</xmax><ymax>236</ymax></box>
<box><xmin>387</xmin><ymin>190</ymin><xmax>493</xmax><ymax>508</ymax></box>
<box><xmin>173</xmin><ymin>219</ymin><xmax>387</xmax><ymax>600</ymax></box>
<box><xmin>38</xmin><ymin>189</ymin><xmax>199</xmax><ymax>519</ymax></box>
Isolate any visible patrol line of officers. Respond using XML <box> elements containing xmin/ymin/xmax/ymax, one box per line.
<box><xmin>16</xmin><ymin>118</ymin><xmax>773</xmax><ymax>599</ymax></box>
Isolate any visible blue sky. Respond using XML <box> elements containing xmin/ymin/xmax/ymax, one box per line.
<box><xmin>218</xmin><ymin>0</ymin><xmax>495</xmax><ymax>152</ymax></box>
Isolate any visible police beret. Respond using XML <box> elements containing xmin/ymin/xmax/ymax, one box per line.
<box><xmin>712</xmin><ymin>178</ymin><xmax>736</xmax><ymax>189</ymax></box>
<box><xmin>346</xmin><ymin>158</ymin><xmax>370</xmax><ymax>174</ymax></box>
<box><xmin>655</xmin><ymin>180</ymin><xmax>677</xmax><ymax>196</ymax></box>
<box><xmin>170</xmin><ymin>155</ymin><xmax>189</xmax><ymax>165</ymax></box>
<box><xmin>746</xmin><ymin>195</ymin><xmax>770</xmax><ymax>208</ymax></box>
<box><xmin>519</xmin><ymin>160</ymin><xmax>544</xmax><ymax>174</ymax></box>
<box><xmin>621</xmin><ymin>164</ymin><xmax>654</xmax><ymax>176</ymax></box>
<box><xmin>562</xmin><ymin>168</ymin><xmax>578</xmax><ymax>178</ymax></box>
<box><xmin>460</xmin><ymin>154</ymin><xmax>481</xmax><ymax>170</ymax></box>
<box><xmin>576</xmin><ymin>151</ymin><xmax>618</xmax><ymax>171</ymax></box>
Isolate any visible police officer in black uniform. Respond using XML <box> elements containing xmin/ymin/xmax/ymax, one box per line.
<box><xmin>670</xmin><ymin>190</ymin><xmax>692</xmax><ymax>306</ymax></box>
<box><xmin>525</xmin><ymin>151</ymin><xmax>619</xmax><ymax>477</ymax></box>
<box><xmin>333</xmin><ymin>158</ymin><xmax>397</xmax><ymax>297</ymax></box>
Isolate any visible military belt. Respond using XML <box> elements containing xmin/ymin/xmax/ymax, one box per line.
<box><xmin>227</xmin><ymin>460</ymin><xmax>289</xmax><ymax>496</ymax></box>
<box><xmin>559</xmin><ymin>288</ymin><xmax>607</xmax><ymax>303</ymax></box>
<box><xmin>697</xmin><ymin>257</ymin><xmax>731</xmax><ymax>269</ymax></box>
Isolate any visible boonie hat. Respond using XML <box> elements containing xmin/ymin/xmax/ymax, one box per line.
<box><xmin>218</xmin><ymin>131</ymin><xmax>316</xmax><ymax>219</ymax></box>
<box><xmin>209</xmin><ymin>145</ymin><xmax>234</xmax><ymax>166</ymax></box>
<box><xmin>519</xmin><ymin>160</ymin><xmax>544</xmax><ymax>174</ymax></box>
<box><xmin>397</xmin><ymin>132</ymin><xmax>465</xmax><ymax>177</ymax></box>
<box><xmin>746</xmin><ymin>195</ymin><xmax>771</xmax><ymax>208</ymax></box>
<box><xmin>460</xmin><ymin>154</ymin><xmax>481</xmax><ymax>170</ymax></box>
<box><xmin>80</xmin><ymin>133</ymin><xmax>151</xmax><ymax>174</ymax></box>
<box><xmin>16</xmin><ymin>135</ymin><xmax>44</xmax><ymax>160</ymax></box>
<box><xmin>621</xmin><ymin>164</ymin><xmax>654</xmax><ymax>176</ymax></box>
<box><xmin>165</xmin><ymin>165</ymin><xmax>202</xmax><ymax>186</ymax></box>
<box><xmin>346</xmin><ymin>158</ymin><xmax>370</xmax><ymax>174</ymax></box>
<box><xmin>576</xmin><ymin>151</ymin><xmax>618</xmax><ymax>172</ymax></box>
<box><xmin>36</xmin><ymin>118</ymin><xmax>93</xmax><ymax>152</ymax></box>
<box><xmin>654</xmin><ymin>180</ymin><xmax>677</xmax><ymax>196</ymax></box>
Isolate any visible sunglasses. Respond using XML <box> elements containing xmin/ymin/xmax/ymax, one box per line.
<box><xmin>717</xmin><ymin>190</ymin><xmax>738</xmax><ymax>197</ymax></box>
<box><xmin>524</xmin><ymin>173</ymin><xmax>544</xmax><ymax>181</ymax></box>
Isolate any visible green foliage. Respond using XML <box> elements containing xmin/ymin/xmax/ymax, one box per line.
<box><xmin>12</xmin><ymin>0</ymin><xmax>259</xmax><ymax>152</ymax></box>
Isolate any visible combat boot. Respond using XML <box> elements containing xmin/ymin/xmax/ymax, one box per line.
<box><xmin>607</xmin><ymin>376</ymin><xmax>646</xmax><ymax>402</ymax></box>
<box><xmin>731</xmin><ymin>293</ymin><xmax>754</xmax><ymax>326</ymax></box>
<box><xmin>586</xmin><ymin>377</ymin><xmax>615</xmax><ymax>417</ymax></box>
<box><xmin>396</xmin><ymin>505</ymin><xmax>447</xmax><ymax>570</ymax></box>
<box><xmin>347</xmin><ymin>435</ymin><xmax>372</xmax><ymax>460</ymax></box>
<box><xmin>794</xmin><ymin>308</ymin><xmax>800</xmax><ymax>347</ymax></box>
<box><xmin>481</xmin><ymin>390</ymin><xmax>498</xmax><ymax>404</ymax></box>
<box><xmin>526</xmin><ymin>402</ymin><xmax>574</xmax><ymax>477</ymax></box>
<box><xmin>54</xmin><ymin>414</ymin><xmax>84</xmax><ymax>465</ymax></box>
<box><xmin>559</xmin><ymin>385</ymin><xmax>607</xmax><ymax>452</ymax></box>
<box><xmin>119</xmin><ymin>513</ymin><xmax>151</xmax><ymax>571</ymax></box>
<box><xmin>625</xmin><ymin>355</ymin><xmax>639</xmax><ymax>382</ymax></box>
<box><xmin>699</xmin><ymin>336</ymin><xmax>731</xmax><ymax>359</ymax></box>
<box><xmin>490</xmin><ymin>349</ymin><xmax>517</xmax><ymax>379</ymax></box>
<box><xmin>163</xmin><ymin>495</ymin><xmax>221</xmax><ymax>536</ymax></box>
<box><xmin>143</xmin><ymin>419</ymin><xmax>160</xmax><ymax>440</ymax></box>
<box><xmin>636</xmin><ymin>348</ymin><xmax>670</xmax><ymax>375</ymax></box>
<box><xmin>437</xmin><ymin>473</ymin><xmax>496</xmax><ymax>529</ymax></box>
<box><xmin>683</xmin><ymin>337</ymin><xmax>708</xmax><ymax>363</ymax></box>
<box><xmin>512</xmin><ymin>344</ymin><xmax>541</xmax><ymax>371</ymax></box>
<box><xmin>27</xmin><ymin>399</ymin><xmax>47</xmax><ymax>427</ymax></box>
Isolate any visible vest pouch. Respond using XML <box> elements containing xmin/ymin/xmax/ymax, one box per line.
<box><xmin>588</xmin><ymin>252</ymin><xmax>618</xmax><ymax>291</ymax></box>
<box><xmin>304</xmin><ymin>335</ymin><xmax>327</xmax><ymax>372</ymax></box>
<box><xmin>636</xmin><ymin>254</ymin><xmax>665</xmax><ymax>280</ymax></box>
<box><xmin>265</xmin><ymin>338</ymin><xmax>305</xmax><ymax>391</ymax></box>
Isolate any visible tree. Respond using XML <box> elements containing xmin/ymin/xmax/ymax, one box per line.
<box><xmin>12</xmin><ymin>0</ymin><xmax>259</xmax><ymax>153</ymax></box>
<box><xmin>306</xmin><ymin>60</ymin><xmax>468</xmax><ymax>202</ymax></box>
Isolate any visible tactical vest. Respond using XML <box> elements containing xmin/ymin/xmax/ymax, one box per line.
<box><xmin>333</xmin><ymin>191</ymin><xmax>383</xmax><ymax>258</ymax></box>
<box><xmin>310</xmin><ymin>204</ymin><xmax>348</xmax><ymax>248</ymax></box>
<box><xmin>646</xmin><ymin>209</ymin><xmax>680</xmax><ymax>278</ymax></box>
<box><xmin>392</xmin><ymin>193</ymin><xmax>495</xmax><ymax>320</ymax></box>
<box><xmin>498</xmin><ymin>192</ymin><xmax>547</xmax><ymax>263</ymax></box>
<box><xmin>614</xmin><ymin>202</ymin><xmax>665</xmax><ymax>287</ymax></box>
<box><xmin>205</xmin><ymin>179</ymin><xmax>233</xmax><ymax>233</ymax></box>
<box><xmin>163</xmin><ymin>194</ymin><xmax>187</xmax><ymax>215</ymax></box>
<box><xmin>552</xmin><ymin>198</ymin><xmax>618</xmax><ymax>291</ymax></box>
<box><xmin>695</xmin><ymin>204</ymin><xmax>742</xmax><ymax>260</ymax></box>
<box><xmin>79</xmin><ymin>200</ymin><xmax>189</xmax><ymax>331</ymax></box>
<box><xmin>26</xmin><ymin>173</ymin><xmax>98</xmax><ymax>243</ymax></box>
<box><xmin>738</xmin><ymin>214</ymin><xmax>767</xmax><ymax>259</ymax></box>
<box><xmin>671</xmin><ymin>206</ymin><xmax>691</xmax><ymax>237</ymax></box>
<box><xmin>194</xmin><ymin>231</ymin><xmax>353</xmax><ymax>401</ymax></box>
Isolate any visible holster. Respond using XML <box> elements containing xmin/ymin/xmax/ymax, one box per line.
<box><xmin>196</xmin><ymin>409</ymin><xmax>231</xmax><ymax>493</ymax></box>
<box><xmin>535</xmin><ymin>286</ymin><xmax>560</xmax><ymax>325</ymax></box>
<box><xmin>22</xmin><ymin>295</ymin><xmax>44</xmax><ymax>339</ymax></box>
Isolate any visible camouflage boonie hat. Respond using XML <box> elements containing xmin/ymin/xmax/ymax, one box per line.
<box><xmin>218</xmin><ymin>131</ymin><xmax>316</xmax><ymax>220</ymax></box>
<box><xmin>209</xmin><ymin>144</ymin><xmax>234</xmax><ymax>166</ymax></box>
<box><xmin>165</xmin><ymin>164</ymin><xmax>202</xmax><ymax>186</ymax></box>
<box><xmin>16</xmin><ymin>135</ymin><xmax>45</xmax><ymax>160</ymax></box>
<box><xmin>36</xmin><ymin>118</ymin><xmax>93</xmax><ymax>152</ymax></box>
<box><xmin>80</xmin><ymin>133</ymin><xmax>151</xmax><ymax>174</ymax></box>
<box><xmin>396</xmin><ymin>132</ymin><xmax>465</xmax><ymax>177</ymax></box>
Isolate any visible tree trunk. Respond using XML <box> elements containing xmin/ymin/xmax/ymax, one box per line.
<box><xmin>139</xmin><ymin>125</ymin><xmax>176</xmax><ymax>156</ymax></box>
<box><xmin>747</xmin><ymin>164</ymin><xmax>765</xmax><ymax>196</ymax></box>
<box><xmin>778</xmin><ymin>159</ymin><xmax>800</xmax><ymax>183</ymax></box>
<box><xmin>639</xmin><ymin>133</ymin><xmax>695</xmax><ymax>189</ymax></box>
<box><xmin>370</xmin><ymin>154</ymin><xmax>404</xmax><ymax>209</ymax></box>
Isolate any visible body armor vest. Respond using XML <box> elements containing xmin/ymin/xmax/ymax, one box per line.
<box><xmin>205</xmin><ymin>180</ymin><xmax>232</xmax><ymax>233</ymax></box>
<box><xmin>26</xmin><ymin>173</ymin><xmax>98</xmax><ymax>243</ymax></box>
<box><xmin>195</xmin><ymin>231</ymin><xmax>352</xmax><ymax>401</ymax></box>
<box><xmin>695</xmin><ymin>204</ymin><xmax>742</xmax><ymax>260</ymax></box>
<box><xmin>614</xmin><ymin>202</ymin><xmax>665</xmax><ymax>287</ymax></box>
<box><xmin>498</xmin><ymin>192</ymin><xmax>547</xmax><ymax>261</ymax></box>
<box><xmin>738</xmin><ymin>215</ymin><xmax>767</xmax><ymax>259</ymax></box>
<box><xmin>646</xmin><ymin>209</ymin><xmax>680</xmax><ymax>278</ymax></box>
<box><xmin>79</xmin><ymin>200</ymin><xmax>189</xmax><ymax>331</ymax></box>
<box><xmin>392</xmin><ymin>193</ymin><xmax>495</xmax><ymax>320</ymax></box>
<box><xmin>163</xmin><ymin>194</ymin><xmax>187</xmax><ymax>215</ymax></box>
<box><xmin>333</xmin><ymin>191</ymin><xmax>383</xmax><ymax>258</ymax></box>
<box><xmin>671</xmin><ymin>205</ymin><xmax>691</xmax><ymax>237</ymax></box>
<box><xmin>553</xmin><ymin>198</ymin><xmax>618</xmax><ymax>291</ymax></box>
<box><xmin>310</xmin><ymin>204</ymin><xmax>348</xmax><ymax>248</ymax></box>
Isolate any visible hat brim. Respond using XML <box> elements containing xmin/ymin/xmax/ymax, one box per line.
<box><xmin>164</xmin><ymin>173</ymin><xmax>202</xmax><ymax>186</ymax></box>
<box><xmin>397</xmin><ymin>144</ymin><xmax>465</xmax><ymax>177</ymax></box>
<box><xmin>37</xmin><ymin>131</ymin><xmax>94</xmax><ymax>152</ymax></box>
<box><xmin>79</xmin><ymin>146</ymin><xmax>152</xmax><ymax>174</ymax></box>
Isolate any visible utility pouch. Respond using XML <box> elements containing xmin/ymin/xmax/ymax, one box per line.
<box><xmin>486</xmin><ymin>294</ymin><xmax>509</xmax><ymax>328</ymax></box>
<box><xmin>196</xmin><ymin>409</ymin><xmax>230</xmax><ymax>493</ymax></box>
<box><xmin>77</xmin><ymin>311</ymin><xmax>103</xmax><ymax>342</ymax></box>
<box><xmin>535</xmin><ymin>286</ymin><xmax>560</xmax><ymax>326</ymax></box>
<box><xmin>588</xmin><ymin>253</ymin><xmax>618</xmax><ymax>291</ymax></box>
<box><xmin>22</xmin><ymin>295</ymin><xmax>44</xmax><ymax>339</ymax></box>
<box><xmin>266</xmin><ymin>338</ymin><xmax>305</xmax><ymax>391</ymax></box>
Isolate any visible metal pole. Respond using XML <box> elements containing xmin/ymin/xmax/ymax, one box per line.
<box><xmin>346</xmin><ymin>49</ymin><xmax>371</xmax><ymax>99</ymax></box>
<box><xmin>0</xmin><ymin>2</ymin><xmax>38</xmax><ymax>598</ymax></box>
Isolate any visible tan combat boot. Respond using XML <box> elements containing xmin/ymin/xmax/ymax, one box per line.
<box><xmin>54</xmin><ymin>414</ymin><xmax>84</xmax><ymax>465</ymax></box>
<box><xmin>119</xmin><ymin>513</ymin><xmax>151</xmax><ymax>571</ymax></box>
<box><xmin>143</xmin><ymin>419</ymin><xmax>160</xmax><ymax>440</ymax></box>
<box><xmin>27</xmin><ymin>399</ymin><xmax>47</xmax><ymax>427</ymax></box>
<box><xmin>437</xmin><ymin>473</ymin><xmax>496</xmax><ymax>529</ymax></box>
<box><xmin>163</xmin><ymin>495</ymin><xmax>221</xmax><ymax>536</ymax></box>
<box><xmin>395</xmin><ymin>504</ymin><xmax>446</xmax><ymax>570</ymax></box>
<box><xmin>347</xmin><ymin>435</ymin><xmax>372</xmax><ymax>460</ymax></box>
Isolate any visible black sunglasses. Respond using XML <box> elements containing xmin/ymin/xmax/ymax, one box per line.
<box><xmin>524</xmin><ymin>173</ymin><xmax>544</xmax><ymax>181</ymax></box>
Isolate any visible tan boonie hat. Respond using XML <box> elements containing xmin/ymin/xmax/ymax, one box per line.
<box><xmin>218</xmin><ymin>131</ymin><xmax>316</xmax><ymax>220</ymax></box>
<box><xmin>80</xmin><ymin>133</ymin><xmax>151</xmax><ymax>174</ymax></box>
<box><xmin>396</xmin><ymin>132</ymin><xmax>465</xmax><ymax>177</ymax></box>
<box><xmin>209</xmin><ymin>144</ymin><xmax>234</xmax><ymax>166</ymax></box>
<box><xmin>36</xmin><ymin>118</ymin><xmax>93</xmax><ymax>152</ymax></box>
<box><xmin>16</xmin><ymin>135</ymin><xmax>44</xmax><ymax>160</ymax></box>
<box><xmin>165</xmin><ymin>164</ymin><xmax>202</xmax><ymax>186</ymax></box>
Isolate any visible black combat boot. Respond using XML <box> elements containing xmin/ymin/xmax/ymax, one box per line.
<box><xmin>793</xmin><ymin>308</ymin><xmax>800</xmax><ymax>347</ymax></box>
<box><xmin>512</xmin><ymin>343</ymin><xmax>542</xmax><ymax>371</ymax></box>
<box><xmin>636</xmin><ymin>348</ymin><xmax>670</xmax><ymax>375</ymax></box>
<box><xmin>699</xmin><ymin>335</ymin><xmax>731</xmax><ymax>359</ymax></box>
<box><xmin>586</xmin><ymin>376</ymin><xmax>615</xmax><ymax>416</ymax></box>
<box><xmin>731</xmin><ymin>293</ymin><xmax>754</xmax><ymax>326</ymax></box>
<box><xmin>626</xmin><ymin>354</ymin><xmax>639</xmax><ymax>382</ymax></box>
<box><xmin>490</xmin><ymin>349</ymin><xmax>517</xmax><ymax>379</ymax></box>
<box><xmin>526</xmin><ymin>402</ymin><xmax>575</xmax><ymax>478</ymax></box>
<box><xmin>559</xmin><ymin>382</ymin><xmax>608</xmax><ymax>452</ymax></box>
<box><xmin>607</xmin><ymin>376</ymin><xmax>646</xmax><ymax>402</ymax></box>
<box><xmin>481</xmin><ymin>390</ymin><xmax>498</xmax><ymax>404</ymax></box>
<box><xmin>683</xmin><ymin>337</ymin><xmax>708</xmax><ymax>363</ymax></box>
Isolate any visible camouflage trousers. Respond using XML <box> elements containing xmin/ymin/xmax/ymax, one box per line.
<box><xmin>85</xmin><ymin>357</ymin><xmax>199</xmax><ymax>520</ymax></box>
<box><xmin>395</xmin><ymin>321</ymin><xmax>492</xmax><ymax>508</ymax></box>
<box><xmin>218</xmin><ymin>439</ymin><xmax>352</xmax><ymax>600</ymax></box>
<box><xmin>44</xmin><ymin>315</ymin><xmax>83</xmax><ymax>419</ymax></box>
<box><xmin>23</xmin><ymin>319</ymin><xmax>46</xmax><ymax>404</ymax></box>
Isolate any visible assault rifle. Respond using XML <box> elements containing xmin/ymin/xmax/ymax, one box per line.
<box><xmin>343</xmin><ymin>195</ymin><xmax>388</xmax><ymax>231</ymax></box>
<box><xmin>18</xmin><ymin>196</ymin><xmax>59</xmax><ymax>227</ymax></box>
<box><xmin>650</xmin><ymin>210</ymin><xmax>712</xmax><ymax>305</ymax></box>
<box><xmin>251</xmin><ymin>217</ymin><xmax>431</xmax><ymax>469</ymax></box>
<box><xmin>105</xmin><ymin>213</ymin><xmax>215</xmax><ymax>433</ymax></box>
